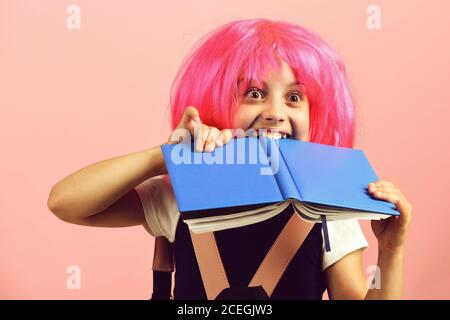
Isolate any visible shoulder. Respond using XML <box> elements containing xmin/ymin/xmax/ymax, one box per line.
<box><xmin>135</xmin><ymin>175</ymin><xmax>180</xmax><ymax>242</ymax></box>
<box><xmin>321</xmin><ymin>219</ymin><xmax>369</xmax><ymax>271</ymax></box>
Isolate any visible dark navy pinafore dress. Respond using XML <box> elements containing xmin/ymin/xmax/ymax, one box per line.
<box><xmin>172</xmin><ymin>204</ymin><xmax>327</xmax><ymax>300</ymax></box>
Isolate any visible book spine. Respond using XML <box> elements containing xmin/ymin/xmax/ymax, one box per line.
<box><xmin>258</xmin><ymin>138</ymin><xmax>301</xmax><ymax>200</ymax></box>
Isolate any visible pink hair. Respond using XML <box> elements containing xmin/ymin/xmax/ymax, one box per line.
<box><xmin>169</xmin><ymin>18</ymin><xmax>356</xmax><ymax>148</ymax></box>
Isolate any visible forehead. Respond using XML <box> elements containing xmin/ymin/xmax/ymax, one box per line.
<box><xmin>238</xmin><ymin>60</ymin><xmax>298</xmax><ymax>86</ymax></box>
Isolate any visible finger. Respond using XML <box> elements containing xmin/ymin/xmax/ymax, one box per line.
<box><xmin>194</xmin><ymin>124</ymin><xmax>209</xmax><ymax>152</ymax></box>
<box><xmin>233</xmin><ymin>128</ymin><xmax>247</xmax><ymax>139</ymax></box>
<box><xmin>216</xmin><ymin>131</ymin><xmax>224</xmax><ymax>147</ymax></box>
<box><xmin>216</xmin><ymin>129</ymin><xmax>234</xmax><ymax>147</ymax></box>
<box><xmin>204</xmin><ymin>127</ymin><xmax>220</xmax><ymax>152</ymax></box>
<box><xmin>372</xmin><ymin>190</ymin><xmax>402</xmax><ymax>205</ymax></box>
<box><xmin>383</xmin><ymin>186</ymin><xmax>405</xmax><ymax>199</ymax></box>
<box><xmin>369</xmin><ymin>185</ymin><xmax>400</xmax><ymax>194</ymax></box>
<box><xmin>368</xmin><ymin>184</ymin><xmax>405</xmax><ymax>199</ymax></box>
<box><xmin>222</xmin><ymin>129</ymin><xmax>234</xmax><ymax>144</ymax></box>
<box><xmin>370</xmin><ymin>180</ymin><xmax>394</xmax><ymax>188</ymax></box>
<box><xmin>189</xmin><ymin>117</ymin><xmax>203</xmax><ymax>142</ymax></box>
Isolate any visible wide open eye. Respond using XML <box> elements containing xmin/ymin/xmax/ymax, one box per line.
<box><xmin>245</xmin><ymin>88</ymin><xmax>264</xmax><ymax>100</ymax></box>
<box><xmin>287</xmin><ymin>92</ymin><xmax>303</xmax><ymax>103</ymax></box>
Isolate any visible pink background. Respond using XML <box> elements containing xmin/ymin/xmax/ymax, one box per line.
<box><xmin>1</xmin><ymin>0</ymin><xmax>449</xmax><ymax>299</ymax></box>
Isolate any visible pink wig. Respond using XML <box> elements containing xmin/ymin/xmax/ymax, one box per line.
<box><xmin>169</xmin><ymin>18</ymin><xmax>356</xmax><ymax>147</ymax></box>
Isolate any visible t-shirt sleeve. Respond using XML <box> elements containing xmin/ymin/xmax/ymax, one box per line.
<box><xmin>321</xmin><ymin>219</ymin><xmax>369</xmax><ymax>271</ymax></box>
<box><xmin>134</xmin><ymin>175</ymin><xmax>180</xmax><ymax>243</ymax></box>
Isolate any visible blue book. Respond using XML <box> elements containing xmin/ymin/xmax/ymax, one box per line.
<box><xmin>161</xmin><ymin>136</ymin><xmax>399</xmax><ymax>250</ymax></box>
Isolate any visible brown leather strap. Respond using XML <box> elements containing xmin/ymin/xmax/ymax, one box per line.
<box><xmin>190</xmin><ymin>212</ymin><xmax>314</xmax><ymax>299</ymax></box>
<box><xmin>152</xmin><ymin>236</ymin><xmax>175</xmax><ymax>272</ymax></box>
<box><xmin>190</xmin><ymin>231</ymin><xmax>230</xmax><ymax>300</ymax></box>
<box><xmin>249</xmin><ymin>213</ymin><xmax>314</xmax><ymax>296</ymax></box>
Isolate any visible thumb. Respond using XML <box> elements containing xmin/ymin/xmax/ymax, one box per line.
<box><xmin>178</xmin><ymin>106</ymin><xmax>201</xmax><ymax>129</ymax></box>
<box><xmin>396</xmin><ymin>198</ymin><xmax>412</xmax><ymax>230</ymax></box>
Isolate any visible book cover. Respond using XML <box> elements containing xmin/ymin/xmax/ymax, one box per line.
<box><xmin>161</xmin><ymin>136</ymin><xmax>399</xmax><ymax>218</ymax></box>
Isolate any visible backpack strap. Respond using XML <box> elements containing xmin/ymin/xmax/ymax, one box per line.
<box><xmin>190</xmin><ymin>213</ymin><xmax>315</xmax><ymax>299</ymax></box>
<box><xmin>152</xmin><ymin>236</ymin><xmax>174</xmax><ymax>272</ymax></box>
<box><xmin>189</xmin><ymin>231</ymin><xmax>230</xmax><ymax>300</ymax></box>
<box><xmin>248</xmin><ymin>213</ymin><xmax>314</xmax><ymax>296</ymax></box>
<box><xmin>151</xmin><ymin>236</ymin><xmax>174</xmax><ymax>300</ymax></box>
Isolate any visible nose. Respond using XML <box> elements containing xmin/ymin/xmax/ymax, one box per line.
<box><xmin>260</xmin><ymin>104</ymin><xmax>286</xmax><ymax>124</ymax></box>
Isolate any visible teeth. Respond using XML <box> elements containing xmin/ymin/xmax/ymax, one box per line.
<box><xmin>250</xmin><ymin>130</ymin><xmax>288</xmax><ymax>139</ymax></box>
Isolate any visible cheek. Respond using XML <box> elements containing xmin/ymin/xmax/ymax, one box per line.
<box><xmin>231</xmin><ymin>106</ymin><xmax>257</xmax><ymax>129</ymax></box>
<box><xmin>289</xmin><ymin>110</ymin><xmax>310</xmax><ymax>141</ymax></box>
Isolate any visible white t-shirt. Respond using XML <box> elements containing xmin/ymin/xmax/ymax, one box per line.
<box><xmin>135</xmin><ymin>176</ymin><xmax>369</xmax><ymax>271</ymax></box>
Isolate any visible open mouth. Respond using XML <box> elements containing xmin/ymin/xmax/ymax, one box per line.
<box><xmin>246</xmin><ymin>128</ymin><xmax>291</xmax><ymax>140</ymax></box>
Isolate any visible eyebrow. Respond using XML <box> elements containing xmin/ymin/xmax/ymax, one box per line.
<box><xmin>246</xmin><ymin>79</ymin><xmax>302</xmax><ymax>88</ymax></box>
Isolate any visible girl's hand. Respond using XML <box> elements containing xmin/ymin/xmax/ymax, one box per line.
<box><xmin>166</xmin><ymin>106</ymin><xmax>234</xmax><ymax>152</ymax></box>
<box><xmin>368</xmin><ymin>180</ymin><xmax>413</xmax><ymax>253</ymax></box>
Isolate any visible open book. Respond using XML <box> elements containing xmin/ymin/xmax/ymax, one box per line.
<box><xmin>161</xmin><ymin>137</ymin><xmax>399</xmax><ymax>243</ymax></box>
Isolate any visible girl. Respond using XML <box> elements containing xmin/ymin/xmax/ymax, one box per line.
<box><xmin>48</xmin><ymin>18</ymin><xmax>412</xmax><ymax>300</ymax></box>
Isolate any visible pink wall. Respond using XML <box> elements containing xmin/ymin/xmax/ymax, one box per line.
<box><xmin>1</xmin><ymin>0</ymin><xmax>449</xmax><ymax>299</ymax></box>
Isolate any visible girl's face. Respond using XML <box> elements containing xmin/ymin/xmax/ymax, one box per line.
<box><xmin>232</xmin><ymin>60</ymin><xmax>310</xmax><ymax>141</ymax></box>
